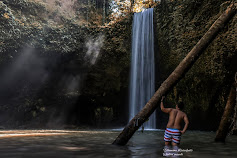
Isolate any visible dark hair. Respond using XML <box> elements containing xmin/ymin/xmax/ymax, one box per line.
<box><xmin>177</xmin><ymin>101</ymin><xmax>184</xmax><ymax>110</ymax></box>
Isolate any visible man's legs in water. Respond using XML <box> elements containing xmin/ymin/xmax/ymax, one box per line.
<box><xmin>172</xmin><ymin>142</ymin><xmax>180</xmax><ymax>151</ymax></box>
<box><xmin>165</xmin><ymin>141</ymin><xmax>171</xmax><ymax>146</ymax></box>
<box><xmin>172</xmin><ymin>142</ymin><xmax>178</xmax><ymax>146</ymax></box>
<box><xmin>164</xmin><ymin>141</ymin><xmax>171</xmax><ymax>155</ymax></box>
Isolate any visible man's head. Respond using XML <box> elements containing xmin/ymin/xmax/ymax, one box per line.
<box><xmin>176</xmin><ymin>101</ymin><xmax>184</xmax><ymax>110</ymax></box>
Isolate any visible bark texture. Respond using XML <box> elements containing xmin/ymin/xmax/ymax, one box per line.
<box><xmin>215</xmin><ymin>77</ymin><xmax>237</xmax><ymax>142</ymax></box>
<box><xmin>113</xmin><ymin>3</ymin><xmax>236</xmax><ymax>145</ymax></box>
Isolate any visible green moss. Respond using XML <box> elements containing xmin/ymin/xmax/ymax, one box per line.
<box><xmin>155</xmin><ymin>0</ymin><xmax>236</xmax><ymax>130</ymax></box>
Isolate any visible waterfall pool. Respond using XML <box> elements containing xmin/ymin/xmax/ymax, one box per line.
<box><xmin>0</xmin><ymin>130</ymin><xmax>236</xmax><ymax>158</ymax></box>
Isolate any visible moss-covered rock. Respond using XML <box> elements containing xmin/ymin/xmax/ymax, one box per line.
<box><xmin>155</xmin><ymin>0</ymin><xmax>236</xmax><ymax>130</ymax></box>
<box><xmin>0</xmin><ymin>0</ymin><xmax>235</xmax><ymax>130</ymax></box>
<box><xmin>0</xmin><ymin>0</ymin><xmax>132</xmax><ymax>128</ymax></box>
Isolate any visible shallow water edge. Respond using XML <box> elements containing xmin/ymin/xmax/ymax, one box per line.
<box><xmin>0</xmin><ymin>130</ymin><xmax>236</xmax><ymax>158</ymax></box>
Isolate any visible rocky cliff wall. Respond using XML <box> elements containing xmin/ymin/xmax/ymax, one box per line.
<box><xmin>0</xmin><ymin>0</ymin><xmax>132</xmax><ymax>128</ymax></box>
<box><xmin>0</xmin><ymin>0</ymin><xmax>236</xmax><ymax>130</ymax></box>
<box><xmin>155</xmin><ymin>0</ymin><xmax>236</xmax><ymax>130</ymax></box>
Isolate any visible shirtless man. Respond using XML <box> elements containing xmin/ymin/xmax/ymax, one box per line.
<box><xmin>160</xmin><ymin>96</ymin><xmax>189</xmax><ymax>147</ymax></box>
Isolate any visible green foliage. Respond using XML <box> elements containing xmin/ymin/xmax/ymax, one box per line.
<box><xmin>155</xmin><ymin>0</ymin><xmax>235</xmax><ymax>130</ymax></box>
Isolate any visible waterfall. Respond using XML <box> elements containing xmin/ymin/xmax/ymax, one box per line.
<box><xmin>129</xmin><ymin>8</ymin><xmax>156</xmax><ymax>129</ymax></box>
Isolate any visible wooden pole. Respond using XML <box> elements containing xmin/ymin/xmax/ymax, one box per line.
<box><xmin>113</xmin><ymin>3</ymin><xmax>236</xmax><ymax>145</ymax></box>
<box><xmin>215</xmin><ymin>73</ymin><xmax>237</xmax><ymax>142</ymax></box>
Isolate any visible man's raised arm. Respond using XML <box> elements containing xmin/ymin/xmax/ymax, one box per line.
<box><xmin>160</xmin><ymin>96</ymin><xmax>172</xmax><ymax>114</ymax></box>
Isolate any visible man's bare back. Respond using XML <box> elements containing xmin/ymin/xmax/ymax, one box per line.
<box><xmin>167</xmin><ymin>109</ymin><xmax>186</xmax><ymax>130</ymax></box>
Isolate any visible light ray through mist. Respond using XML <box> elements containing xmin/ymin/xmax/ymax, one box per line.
<box><xmin>0</xmin><ymin>47</ymin><xmax>48</xmax><ymax>99</ymax></box>
<box><xmin>85</xmin><ymin>35</ymin><xmax>105</xmax><ymax>65</ymax></box>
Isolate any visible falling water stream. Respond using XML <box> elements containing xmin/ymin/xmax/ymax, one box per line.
<box><xmin>129</xmin><ymin>8</ymin><xmax>156</xmax><ymax>129</ymax></box>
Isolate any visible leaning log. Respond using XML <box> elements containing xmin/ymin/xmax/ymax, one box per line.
<box><xmin>215</xmin><ymin>76</ymin><xmax>237</xmax><ymax>142</ymax></box>
<box><xmin>113</xmin><ymin>3</ymin><xmax>236</xmax><ymax>145</ymax></box>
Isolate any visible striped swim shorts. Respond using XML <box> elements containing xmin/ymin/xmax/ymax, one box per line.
<box><xmin>164</xmin><ymin>128</ymin><xmax>182</xmax><ymax>144</ymax></box>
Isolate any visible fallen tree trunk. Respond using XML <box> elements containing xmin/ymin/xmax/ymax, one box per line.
<box><xmin>215</xmin><ymin>74</ymin><xmax>237</xmax><ymax>142</ymax></box>
<box><xmin>113</xmin><ymin>3</ymin><xmax>236</xmax><ymax>145</ymax></box>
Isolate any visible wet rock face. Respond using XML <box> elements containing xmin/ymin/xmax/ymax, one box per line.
<box><xmin>0</xmin><ymin>0</ymin><xmax>132</xmax><ymax>128</ymax></box>
<box><xmin>0</xmin><ymin>1</ymin><xmax>88</xmax><ymax>56</ymax></box>
<box><xmin>155</xmin><ymin>0</ymin><xmax>236</xmax><ymax>130</ymax></box>
<box><xmin>0</xmin><ymin>0</ymin><xmax>235</xmax><ymax>130</ymax></box>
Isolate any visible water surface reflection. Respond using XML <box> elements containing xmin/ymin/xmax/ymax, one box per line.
<box><xmin>0</xmin><ymin>130</ymin><xmax>236</xmax><ymax>158</ymax></box>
